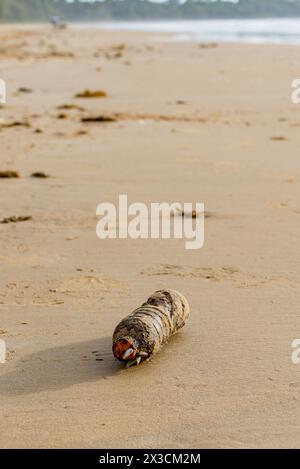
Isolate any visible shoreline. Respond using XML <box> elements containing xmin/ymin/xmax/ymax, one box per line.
<box><xmin>3</xmin><ymin>20</ymin><xmax>300</xmax><ymax>46</ymax></box>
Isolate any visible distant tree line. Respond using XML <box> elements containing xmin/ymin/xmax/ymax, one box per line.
<box><xmin>1</xmin><ymin>0</ymin><xmax>300</xmax><ymax>22</ymax></box>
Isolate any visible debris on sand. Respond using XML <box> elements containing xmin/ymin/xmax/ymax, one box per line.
<box><xmin>104</xmin><ymin>44</ymin><xmax>126</xmax><ymax>60</ymax></box>
<box><xmin>81</xmin><ymin>115</ymin><xmax>117</xmax><ymax>123</ymax></box>
<box><xmin>1</xmin><ymin>215</ymin><xmax>32</xmax><ymax>224</ymax></box>
<box><xmin>105</xmin><ymin>51</ymin><xmax>123</xmax><ymax>60</ymax></box>
<box><xmin>57</xmin><ymin>104</ymin><xmax>84</xmax><ymax>111</ymax></box>
<box><xmin>1</xmin><ymin>120</ymin><xmax>31</xmax><ymax>128</ymax></box>
<box><xmin>113</xmin><ymin>44</ymin><xmax>126</xmax><ymax>52</ymax></box>
<box><xmin>31</xmin><ymin>172</ymin><xmax>49</xmax><ymax>178</ymax></box>
<box><xmin>18</xmin><ymin>87</ymin><xmax>32</xmax><ymax>93</ymax></box>
<box><xmin>47</xmin><ymin>50</ymin><xmax>74</xmax><ymax>59</ymax></box>
<box><xmin>199</xmin><ymin>43</ymin><xmax>218</xmax><ymax>49</ymax></box>
<box><xmin>178</xmin><ymin>208</ymin><xmax>211</xmax><ymax>219</ymax></box>
<box><xmin>0</xmin><ymin>170</ymin><xmax>20</xmax><ymax>178</ymax></box>
<box><xmin>81</xmin><ymin>112</ymin><xmax>208</xmax><ymax>124</ymax></box>
<box><xmin>270</xmin><ymin>136</ymin><xmax>287</xmax><ymax>141</ymax></box>
<box><xmin>57</xmin><ymin>113</ymin><xmax>67</xmax><ymax>119</ymax></box>
<box><xmin>182</xmin><ymin>210</ymin><xmax>201</xmax><ymax>219</ymax></box>
<box><xmin>113</xmin><ymin>289</ymin><xmax>190</xmax><ymax>367</ymax></box>
<box><xmin>75</xmin><ymin>90</ymin><xmax>107</xmax><ymax>99</ymax></box>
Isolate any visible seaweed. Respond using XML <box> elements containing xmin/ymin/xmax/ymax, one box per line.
<box><xmin>1</xmin><ymin>215</ymin><xmax>32</xmax><ymax>224</ymax></box>
<box><xmin>75</xmin><ymin>90</ymin><xmax>107</xmax><ymax>99</ymax></box>
<box><xmin>0</xmin><ymin>170</ymin><xmax>20</xmax><ymax>178</ymax></box>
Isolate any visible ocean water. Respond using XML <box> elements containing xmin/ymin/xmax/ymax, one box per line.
<box><xmin>75</xmin><ymin>18</ymin><xmax>300</xmax><ymax>44</ymax></box>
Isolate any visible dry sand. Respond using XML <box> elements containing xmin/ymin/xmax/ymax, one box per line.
<box><xmin>1</xmin><ymin>24</ymin><xmax>300</xmax><ymax>449</ymax></box>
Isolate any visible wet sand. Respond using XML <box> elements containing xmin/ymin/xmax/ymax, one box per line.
<box><xmin>1</xmin><ymin>24</ymin><xmax>300</xmax><ymax>448</ymax></box>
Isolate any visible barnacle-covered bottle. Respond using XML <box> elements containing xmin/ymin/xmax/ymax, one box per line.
<box><xmin>112</xmin><ymin>289</ymin><xmax>190</xmax><ymax>367</ymax></box>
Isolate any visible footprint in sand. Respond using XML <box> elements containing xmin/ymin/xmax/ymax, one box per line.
<box><xmin>141</xmin><ymin>265</ymin><xmax>239</xmax><ymax>282</ymax></box>
<box><xmin>268</xmin><ymin>201</ymin><xmax>300</xmax><ymax>214</ymax></box>
<box><xmin>56</xmin><ymin>275</ymin><xmax>128</xmax><ymax>294</ymax></box>
<box><xmin>141</xmin><ymin>264</ymin><xmax>273</xmax><ymax>288</ymax></box>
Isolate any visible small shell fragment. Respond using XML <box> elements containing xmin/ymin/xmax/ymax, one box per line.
<box><xmin>112</xmin><ymin>289</ymin><xmax>190</xmax><ymax>366</ymax></box>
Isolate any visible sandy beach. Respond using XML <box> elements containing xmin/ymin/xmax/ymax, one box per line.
<box><xmin>1</xmin><ymin>24</ymin><xmax>300</xmax><ymax>448</ymax></box>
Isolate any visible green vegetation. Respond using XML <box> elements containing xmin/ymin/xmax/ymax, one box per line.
<box><xmin>1</xmin><ymin>0</ymin><xmax>300</xmax><ymax>22</ymax></box>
